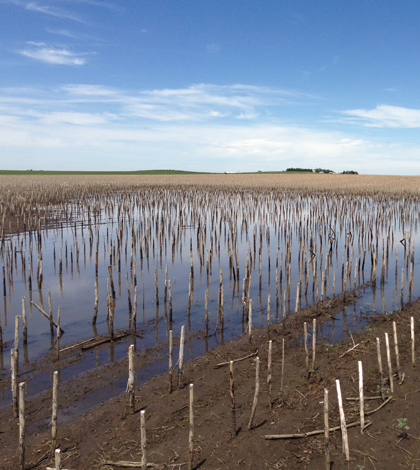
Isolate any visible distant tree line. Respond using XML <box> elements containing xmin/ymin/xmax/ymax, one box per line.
<box><xmin>286</xmin><ymin>167</ymin><xmax>358</xmax><ymax>174</ymax></box>
<box><xmin>286</xmin><ymin>168</ymin><xmax>313</xmax><ymax>172</ymax></box>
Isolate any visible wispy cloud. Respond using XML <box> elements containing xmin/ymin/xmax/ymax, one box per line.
<box><xmin>45</xmin><ymin>28</ymin><xmax>85</xmax><ymax>39</ymax></box>
<box><xmin>206</xmin><ymin>44</ymin><xmax>219</xmax><ymax>54</ymax></box>
<box><xmin>18</xmin><ymin>42</ymin><xmax>89</xmax><ymax>65</ymax></box>
<box><xmin>26</xmin><ymin>2</ymin><xmax>83</xmax><ymax>21</ymax></box>
<box><xmin>5</xmin><ymin>0</ymin><xmax>84</xmax><ymax>21</ymax></box>
<box><xmin>61</xmin><ymin>84</ymin><xmax>121</xmax><ymax>96</ymax></box>
<box><xmin>40</xmin><ymin>111</ymin><xmax>118</xmax><ymax>125</ymax></box>
<box><xmin>342</xmin><ymin>105</ymin><xmax>420</xmax><ymax>128</ymax></box>
<box><xmin>1</xmin><ymin>83</ymin><xmax>291</xmax><ymax>122</ymax></box>
<box><xmin>66</xmin><ymin>0</ymin><xmax>122</xmax><ymax>12</ymax></box>
<box><xmin>60</xmin><ymin>83</ymin><xmax>310</xmax><ymax>121</ymax></box>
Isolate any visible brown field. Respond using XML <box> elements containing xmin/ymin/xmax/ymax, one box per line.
<box><xmin>2</xmin><ymin>173</ymin><xmax>420</xmax><ymax>193</ymax></box>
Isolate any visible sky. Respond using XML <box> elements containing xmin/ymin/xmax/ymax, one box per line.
<box><xmin>1</xmin><ymin>1</ymin><xmax>420</xmax><ymax>174</ymax></box>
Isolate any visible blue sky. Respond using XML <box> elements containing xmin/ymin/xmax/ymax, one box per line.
<box><xmin>1</xmin><ymin>0</ymin><xmax>420</xmax><ymax>173</ymax></box>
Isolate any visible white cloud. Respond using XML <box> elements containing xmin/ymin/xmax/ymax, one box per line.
<box><xmin>0</xmin><ymin>101</ymin><xmax>416</xmax><ymax>174</ymax></box>
<box><xmin>18</xmin><ymin>43</ymin><xmax>88</xmax><ymax>65</ymax></box>
<box><xmin>342</xmin><ymin>105</ymin><xmax>420</xmax><ymax>128</ymax></box>
<box><xmin>0</xmin><ymin>83</ymin><xmax>419</xmax><ymax>174</ymax></box>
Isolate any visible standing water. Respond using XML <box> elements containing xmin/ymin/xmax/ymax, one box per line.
<box><xmin>1</xmin><ymin>185</ymin><xmax>419</xmax><ymax>415</ymax></box>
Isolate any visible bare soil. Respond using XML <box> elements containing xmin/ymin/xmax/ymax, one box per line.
<box><xmin>2</xmin><ymin>289</ymin><xmax>420</xmax><ymax>470</ymax></box>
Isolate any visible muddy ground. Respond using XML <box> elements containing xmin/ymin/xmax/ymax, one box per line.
<box><xmin>1</xmin><ymin>289</ymin><xmax>420</xmax><ymax>470</ymax></box>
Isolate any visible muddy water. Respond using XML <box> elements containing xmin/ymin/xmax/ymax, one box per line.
<box><xmin>1</xmin><ymin>188</ymin><xmax>419</xmax><ymax>416</ymax></box>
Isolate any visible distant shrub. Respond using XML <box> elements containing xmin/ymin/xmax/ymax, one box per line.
<box><xmin>341</xmin><ymin>170</ymin><xmax>359</xmax><ymax>175</ymax></box>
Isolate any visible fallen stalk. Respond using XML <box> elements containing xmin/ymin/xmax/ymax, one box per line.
<box><xmin>81</xmin><ymin>333</ymin><xmax>130</xmax><ymax>351</ymax></box>
<box><xmin>60</xmin><ymin>330</ymin><xmax>137</xmax><ymax>353</ymax></box>
<box><xmin>265</xmin><ymin>396</ymin><xmax>392</xmax><ymax>440</ymax></box>
<box><xmin>339</xmin><ymin>343</ymin><xmax>360</xmax><ymax>358</ymax></box>
<box><xmin>264</xmin><ymin>420</ymin><xmax>372</xmax><ymax>440</ymax></box>
<box><xmin>101</xmin><ymin>461</ymin><xmax>163</xmax><ymax>468</ymax></box>
<box><xmin>346</xmin><ymin>396</ymin><xmax>382</xmax><ymax>401</ymax></box>
<box><xmin>213</xmin><ymin>350</ymin><xmax>258</xmax><ymax>369</ymax></box>
<box><xmin>365</xmin><ymin>396</ymin><xmax>392</xmax><ymax>416</ymax></box>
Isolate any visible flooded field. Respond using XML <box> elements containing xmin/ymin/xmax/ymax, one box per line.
<box><xmin>1</xmin><ymin>175</ymin><xmax>420</xmax><ymax>417</ymax></box>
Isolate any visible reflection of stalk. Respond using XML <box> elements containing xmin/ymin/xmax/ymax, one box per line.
<box><xmin>204</xmin><ymin>288</ymin><xmax>209</xmax><ymax>337</ymax></box>
<box><xmin>93</xmin><ymin>277</ymin><xmax>98</xmax><ymax>325</ymax></box>
<box><xmin>401</xmin><ymin>268</ymin><xmax>404</xmax><ymax>308</ymax></box>
<box><xmin>14</xmin><ymin>314</ymin><xmax>20</xmax><ymax>368</ymax></box>
<box><xmin>126</xmin><ymin>275</ymin><xmax>132</xmax><ymax>320</ymax></box>
<box><xmin>248</xmin><ymin>299</ymin><xmax>252</xmax><ymax>342</ymax></box>
<box><xmin>168</xmin><ymin>280</ymin><xmax>172</xmax><ymax>325</ymax></box>
<box><xmin>56</xmin><ymin>307</ymin><xmax>61</xmax><ymax>361</ymax></box>
<box><xmin>108</xmin><ymin>296</ymin><xmax>114</xmax><ymax>340</ymax></box>
<box><xmin>108</xmin><ymin>266</ymin><xmax>115</xmax><ymax>300</ymax></box>
<box><xmin>133</xmin><ymin>285</ymin><xmax>137</xmax><ymax>333</ymax></box>
<box><xmin>0</xmin><ymin>314</ymin><xmax>3</xmax><ymax>364</ymax></box>
<box><xmin>164</xmin><ymin>265</ymin><xmax>168</xmax><ymax>304</ymax></box>
<box><xmin>219</xmin><ymin>284</ymin><xmax>224</xmax><ymax>334</ymax></box>
<box><xmin>22</xmin><ymin>297</ymin><xmax>27</xmax><ymax>346</ymax></box>
<box><xmin>154</xmin><ymin>268</ymin><xmax>159</xmax><ymax>306</ymax></box>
